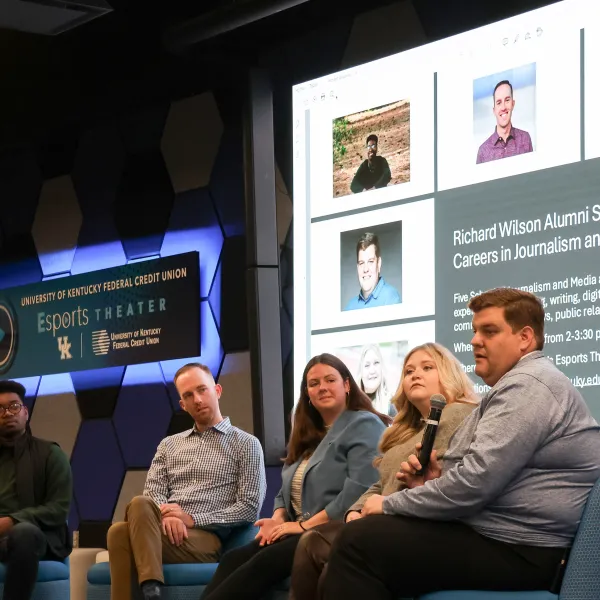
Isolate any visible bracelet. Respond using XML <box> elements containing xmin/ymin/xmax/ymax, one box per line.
<box><xmin>299</xmin><ymin>521</ymin><xmax>307</xmax><ymax>531</ymax></box>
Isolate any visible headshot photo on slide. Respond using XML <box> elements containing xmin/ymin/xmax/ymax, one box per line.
<box><xmin>474</xmin><ymin>62</ymin><xmax>536</xmax><ymax>165</ymax></box>
<box><xmin>340</xmin><ymin>222</ymin><xmax>402</xmax><ymax>312</ymax></box>
<box><xmin>334</xmin><ymin>340</ymin><xmax>408</xmax><ymax>417</ymax></box>
<box><xmin>332</xmin><ymin>99</ymin><xmax>410</xmax><ymax>198</ymax></box>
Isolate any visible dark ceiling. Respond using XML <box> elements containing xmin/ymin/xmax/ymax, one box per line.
<box><xmin>0</xmin><ymin>0</ymin><xmax>559</xmax><ymax>146</ymax></box>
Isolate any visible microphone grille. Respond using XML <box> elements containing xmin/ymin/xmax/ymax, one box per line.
<box><xmin>430</xmin><ymin>394</ymin><xmax>447</xmax><ymax>410</ymax></box>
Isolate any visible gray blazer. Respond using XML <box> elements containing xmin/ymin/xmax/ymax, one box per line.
<box><xmin>273</xmin><ymin>410</ymin><xmax>386</xmax><ymax>522</ymax></box>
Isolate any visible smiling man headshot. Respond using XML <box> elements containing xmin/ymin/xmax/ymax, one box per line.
<box><xmin>344</xmin><ymin>233</ymin><xmax>401</xmax><ymax>311</ymax></box>
<box><xmin>476</xmin><ymin>79</ymin><xmax>533</xmax><ymax>164</ymax></box>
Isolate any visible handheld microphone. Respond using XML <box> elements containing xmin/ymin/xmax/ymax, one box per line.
<box><xmin>415</xmin><ymin>394</ymin><xmax>447</xmax><ymax>476</ymax></box>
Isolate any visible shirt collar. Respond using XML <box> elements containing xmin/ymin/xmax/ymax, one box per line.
<box><xmin>186</xmin><ymin>417</ymin><xmax>232</xmax><ymax>437</ymax></box>
<box><xmin>359</xmin><ymin>276</ymin><xmax>385</xmax><ymax>302</ymax></box>
<box><xmin>492</xmin><ymin>125</ymin><xmax>517</xmax><ymax>145</ymax></box>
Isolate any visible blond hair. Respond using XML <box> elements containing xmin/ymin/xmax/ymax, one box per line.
<box><xmin>376</xmin><ymin>343</ymin><xmax>478</xmax><ymax>463</ymax></box>
<box><xmin>357</xmin><ymin>344</ymin><xmax>392</xmax><ymax>415</ymax></box>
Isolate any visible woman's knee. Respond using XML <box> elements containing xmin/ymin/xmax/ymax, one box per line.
<box><xmin>329</xmin><ymin>516</ymin><xmax>376</xmax><ymax>558</ymax></box>
<box><xmin>296</xmin><ymin>529</ymin><xmax>333</xmax><ymax>569</ymax></box>
<box><xmin>219</xmin><ymin>540</ymin><xmax>261</xmax><ymax>568</ymax></box>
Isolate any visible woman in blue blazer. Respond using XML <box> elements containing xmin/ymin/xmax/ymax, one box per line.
<box><xmin>201</xmin><ymin>353</ymin><xmax>391</xmax><ymax>600</ymax></box>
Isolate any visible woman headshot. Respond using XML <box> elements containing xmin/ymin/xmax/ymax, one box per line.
<box><xmin>290</xmin><ymin>342</ymin><xmax>479</xmax><ymax>600</ymax></box>
<box><xmin>357</xmin><ymin>344</ymin><xmax>396</xmax><ymax>417</ymax></box>
<box><xmin>201</xmin><ymin>353</ymin><xmax>391</xmax><ymax>600</ymax></box>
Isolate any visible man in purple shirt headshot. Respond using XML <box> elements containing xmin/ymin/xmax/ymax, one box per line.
<box><xmin>476</xmin><ymin>79</ymin><xmax>533</xmax><ymax>164</ymax></box>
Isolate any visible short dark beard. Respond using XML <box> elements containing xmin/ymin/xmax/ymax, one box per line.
<box><xmin>0</xmin><ymin>428</ymin><xmax>26</xmax><ymax>446</ymax></box>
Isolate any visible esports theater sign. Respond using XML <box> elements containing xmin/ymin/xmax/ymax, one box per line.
<box><xmin>0</xmin><ymin>252</ymin><xmax>200</xmax><ymax>379</ymax></box>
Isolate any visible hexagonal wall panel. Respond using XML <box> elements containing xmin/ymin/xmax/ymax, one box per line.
<box><xmin>0</xmin><ymin>233</ymin><xmax>42</xmax><ymax>289</ymax></box>
<box><xmin>283</xmin><ymin>222</ymin><xmax>293</xmax><ymax>250</ymax></box>
<box><xmin>30</xmin><ymin>373</ymin><xmax>81</xmax><ymax>459</ymax></box>
<box><xmin>37</xmin><ymin>125</ymin><xmax>79</xmax><ymax>180</ymax></box>
<box><xmin>280</xmin><ymin>306</ymin><xmax>293</xmax><ymax>369</ymax></box>
<box><xmin>209</xmin><ymin>126</ymin><xmax>244</xmax><ymax>238</ymax></box>
<box><xmin>119</xmin><ymin>103</ymin><xmax>169</xmax><ymax>154</ymax></box>
<box><xmin>208</xmin><ymin>258</ymin><xmax>222</xmax><ymax>332</ymax></box>
<box><xmin>71</xmin><ymin>366</ymin><xmax>125</xmax><ymax>419</ymax></box>
<box><xmin>113</xmin><ymin>363</ymin><xmax>172</xmax><ymax>468</ymax></box>
<box><xmin>70</xmin><ymin>215</ymin><xmax>127</xmax><ymax>275</ymax></box>
<box><xmin>282</xmin><ymin>283</ymin><xmax>293</xmax><ymax>327</ymax></box>
<box><xmin>280</xmin><ymin>246</ymin><xmax>293</xmax><ymax>324</ymax></box>
<box><xmin>13</xmin><ymin>376</ymin><xmax>41</xmax><ymax>413</ymax></box>
<box><xmin>68</xmin><ymin>498</ymin><xmax>80</xmax><ymax>535</ymax></box>
<box><xmin>160</xmin><ymin>188</ymin><xmax>223</xmax><ymax>298</ymax></box>
<box><xmin>71</xmin><ymin>419</ymin><xmax>125</xmax><ymax>521</ymax></box>
<box><xmin>113</xmin><ymin>470</ymin><xmax>148</xmax><ymax>522</ymax></box>
<box><xmin>160</xmin><ymin>300</ymin><xmax>224</xmax><ymax>410</ymax></box>
<box><xmin>71</xmin><ymin>123</ymin><xmax>125</xmax><ymax>217</ymax></box>
<box><xmin>43</xmin><ymin>273</ymin><xmax>70</xmax><ymax>281</ymax></box>
<box><xmin>283</xmin><ymin>353</ymin><xmax>295</xmax><ymax>429</ymax></box>
<box><xmin>115</xmin><ymin>151</ymin><xmax>174</xmax><ymax>260</ymax></box>
<box><xmin>167</xmin><ymin>410</ymin><xmax>194</xmax><ymax>435</ymax></box>
<box><xmin>32</xmin><ymin>175</ymin><xmax>82</xmax><ymax>277</ymax></box>
<box><xmin>275</xmin><ymin>165</ymin><xmax>292</xmax><ymax>248</ymax></box>
<box><xmin>218</xmin><ymin>351</ymin><xmax>254</xmax><ymax>435</ymax></box>
<box><xmin>161</xmin><ymin>93</ymin><xmax>223</xmax><ymax>194</ymax></box>
<box><xmin>341</xmin><ymin>1</ymin><xmax>426</xmax><ymax>70</ymax></box>
<box><xmin>0</xmin><ymin>148</ymin><xmax>42</xmax><ymax>235</ymax></box>
<box><xmin>280</xmin><ymin>246</ymin><xmax>292</xmax><ymax>290</ymax></box>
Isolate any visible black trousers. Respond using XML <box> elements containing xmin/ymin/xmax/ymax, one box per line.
<box><xmin>0</xmin><ymin>522</ymin><xmax>48</xmax><ymax>600</ymax></box>
<box><xmin>321</xmin><ymin>515</ymin><xmax>567</xmax><ymax>600</ymax></box>
<box><xmin>201</xmin><ymin>535</ymin><xmax>302</xmax><ymax>600</ymax></box>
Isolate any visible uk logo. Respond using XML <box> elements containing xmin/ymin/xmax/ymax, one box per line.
<box><xmin>57</xmin><ymin>336</ymin><xmax>73</xmax><ymax>360</ymax></box>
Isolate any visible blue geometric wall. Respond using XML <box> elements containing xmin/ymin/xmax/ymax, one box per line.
<box><xmin>0</xmin><ymin>90</ymin><xmax>293</xmax><ymax>548</ymax></box>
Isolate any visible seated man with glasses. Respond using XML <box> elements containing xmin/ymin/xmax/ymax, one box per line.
<box><xmin>350</xmin><ymin>134</ymin><xmax>392</xmax><ymax>194</ymax></box>
<box><xmin>0</xmin><ymin>380</ymin><xmax>73</xmax><ymax>600</ymax></box>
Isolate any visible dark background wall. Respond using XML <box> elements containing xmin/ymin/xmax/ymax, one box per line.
<box><xmin>0</xmin><ymin>89</ymin><xmax>293</xmax><ymax>547</ymax></box>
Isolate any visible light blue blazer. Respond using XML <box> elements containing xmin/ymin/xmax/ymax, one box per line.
<box><xmin>273</xmin><ymin>410</ymin><xmax>386</xmax><ymax>522</ymax></box>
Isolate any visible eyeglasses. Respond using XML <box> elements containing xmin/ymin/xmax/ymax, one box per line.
<box><xmin>367</xmin><ymin>143</ymin><xmax>377</xmax><ymax>149</ymax></box>
<box><xmin>0</xmin><ymin>402</ymin><xmax>23</xmax><ymax>417</ymax></box>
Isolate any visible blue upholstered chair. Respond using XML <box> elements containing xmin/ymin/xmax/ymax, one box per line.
<box><xmin>87</xmin><ymin>524</ymin><xmax>259</xmax><ymax>600</ymax></box>
<box><xmin>419</xmin><ymin>477</ymin><xmax>600</xmax><ymax>600</ymax></box>
<box><xmin>0</xmin><ymin>557</ymin><xmax>70</xmax><ymax>600</ymax></box>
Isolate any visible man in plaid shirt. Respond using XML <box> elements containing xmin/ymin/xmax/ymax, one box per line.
<box><xmin>107</xmin><ymin>362</ymin><xmax>266</xmax><ymax>600</ymax></box>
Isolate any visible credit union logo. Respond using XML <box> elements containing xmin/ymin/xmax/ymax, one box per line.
<box><xmin>0</xmin><ymin>300</ymin><xmax>18</xmax><ymax>374</ymax></box>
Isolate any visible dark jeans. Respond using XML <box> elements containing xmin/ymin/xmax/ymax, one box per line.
<box><xmin>201</xmin><ymin>535</ymin><xmax>302</xmax><ymax>600</ymax></box>
<box><xmin>321</xmin><ymin>515</ymin><xmax>568</xmax><ymax>600</ymax></box>
<box><xmin>0</xmin><ymin>522</ymin><xmax>47</xmax><ymax>600</ymax></box>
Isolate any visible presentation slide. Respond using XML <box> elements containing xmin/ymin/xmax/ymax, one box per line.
<box><xmin>293</xmin><ymin>0</ymin><xmax>600</xmax><ymax>419</ymax></box>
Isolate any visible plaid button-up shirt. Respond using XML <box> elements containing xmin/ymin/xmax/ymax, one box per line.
<box><xmin>144</xmin><ymin>418</ymin><xmax>266</xmax><ymax>528</ymax></box>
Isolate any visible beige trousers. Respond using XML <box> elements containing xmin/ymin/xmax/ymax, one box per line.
<box><xmin>106</xmin><ymin>495</ymin><xmax>221</xmax><ymax>600</ymax></box>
